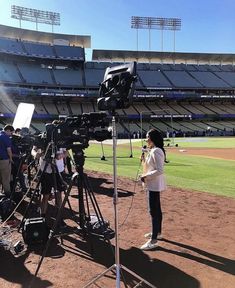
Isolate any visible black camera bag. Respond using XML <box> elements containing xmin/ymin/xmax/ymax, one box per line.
<box><xmin>22</xmin><ymin>217</ymin><xmax>50</xmax><ymax>245</ymax></box>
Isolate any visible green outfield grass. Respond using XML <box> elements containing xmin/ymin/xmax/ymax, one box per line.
<box><xmin>83</xmin><ymin>137</ymin><xmax>235</xmax><ymax>198</ymax></box>
<box><xmin>164</xmin><ymin>153</ymin><xmax>235</xmax><ymax>197</ymax></box>
<box><xmin>167</xmin><ymin>136</ymin><xmax>235</xmax><ymax>148</ymax></box>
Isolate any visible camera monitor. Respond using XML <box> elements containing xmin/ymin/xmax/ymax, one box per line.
<box><xmin>97</xmin><ymin>61</ymin><xmax>137</xmax><ymax>111</ymax></box>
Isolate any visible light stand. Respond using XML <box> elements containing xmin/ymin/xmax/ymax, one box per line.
<box><xmin>127</xmin><ymin>120</ymin><xmax>133</xmax><ymax>158</ymax></box>
<box><xmin>83</xmin><ymin>115</ymin><xmax>156</xmax><ymax>288</ymax></box>
<box><xmin>85</xmin><ymin>61</ymin><xmax>156</xmax><ymax>287</ymax></box>
<box><xmin>100</xmin><ymin>141</ymin><xmax>106</xmax><ymax>160</ymax></box>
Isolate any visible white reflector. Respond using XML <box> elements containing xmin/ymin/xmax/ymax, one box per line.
<box><xmin>13</xmin><ymin>103</ymin><xmax>35</xmax><ymax>129</ymax></box>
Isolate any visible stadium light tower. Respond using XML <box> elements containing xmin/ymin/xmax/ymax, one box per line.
<box><xmin>156</xmin><ymin>17</ymin><xmax>181</xmax><ymax>52</ymax></box>
<box><xmin>11</xmin><ymin>5</ymin><xmax>60</xmax><ymax>32</ymax></box>
<box><xmin>131</xmin><ymin>16</ymin><xmax>156</xmax><ymax>51</ymax></box>
<box><xmin>131</xmin><ymin>16</ymin><xmax>181</xmax><ymax>52</ymax></box>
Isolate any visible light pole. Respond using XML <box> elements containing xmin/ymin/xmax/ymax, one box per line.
<box><xmin>156</xmin><ymin>17</ymin><xmax>181</xmax><ymax>52</ymax></box>
<box><xmin>131</xmin><ymin>16</ymin><xmax>160</xmax><ymax>51</ymax></box>
<box><xmin>131</xmin><ymin>16</ymin><xmax>181</xmax><ymax>52</ymax></box>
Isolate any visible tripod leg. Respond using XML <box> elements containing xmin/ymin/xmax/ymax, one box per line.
<box><xmin>66</xmin><ymin>196</ymin><xmax>76</xmax><ymax>219</ymax></box>
<box><xmin>18</xmin><ymin>183</ymin><xmax>41</xmax><ymax>232</ymax></box>
<box><xmin>29</xmin><ymin>174</ymin><xmax>76</xmax><ymax>287</ymax></box>
<box><xmin>121</xmin><ymin>265</ymin><xmax>157</xmax><ymax>288</ymax></box>
<box><xmin>57</xmin><ymin>170</ymin><xmax>77</xmax><ymax>221</ymax></box>
<box><xmin>84</xmin><ymin>175</ymin><xmax>113</xmax><ymax>241</ymax></box>
<box><xmin>11</xmin><ymin>156</ymin><xmax>24</xmax><ymax>195</ymax></box>
<box><xmin>20</xmin><ymin>152</ymin><xmax>54</xmax><ymax>231</ymax></box>
<box><xmin>82</xmin><ymin>264</ymin><xmax>130</xmax><ymax>288</ymax></box>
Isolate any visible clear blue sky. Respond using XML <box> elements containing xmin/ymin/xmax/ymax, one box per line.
<box><xmin>0</xmin><ymin>0</ymin><xmax>235</xmax><ymax>60</ymax></box>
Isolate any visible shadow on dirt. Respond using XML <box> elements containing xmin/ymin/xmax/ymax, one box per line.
<box><xmin>0</xmin><ymin>248</ymin><xmax>52</xmax><ymax>288</ymax></box>
<box><xmin>159</xmin><ymin>238</ymin><xmax>235</xmax><ymax>276</ymax></box>
<box><xmin>60</xmin><ymin>234</ymin><xmax>200</xmax><ymax>288</ymax></box>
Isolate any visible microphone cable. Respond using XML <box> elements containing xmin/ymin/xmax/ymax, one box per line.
<box><xmin>119</xmin><ymin>146</ymin><xmax>146</xmax><ymax>228</ymax></box>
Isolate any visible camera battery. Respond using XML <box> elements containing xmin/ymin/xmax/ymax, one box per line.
<box><xmin>22</xmin><ymin>217</ymin><xmax>50</xmax><ymax>245</ymax></box>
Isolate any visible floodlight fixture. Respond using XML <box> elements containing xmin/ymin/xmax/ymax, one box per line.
<box><xmin>131</xmin><ymin>16</ymin><xmax>181</xmax><ymax>52</ymax></box>
<box><xmin>131</xmin><ymin>16</ymin><xmax>181</xmax><ymax>31</ymax></box>
<box><xmin>11</xmin><ymin>5</ymin><xmax>60</xmax><ymax>32</ymax></box>
<box><xmin>156</xmin><ymin>17</ymin><xmax>181</xmax><ymax>31</ymax></box>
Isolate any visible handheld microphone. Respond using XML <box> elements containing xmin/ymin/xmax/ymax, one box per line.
<box><xmin>141</xmin><ymin>145</ymin><xmax>147</xmax><ymax>155</ymax></box>
<box><xmin>140</xmin><ymin>145</ymin><xmax>147</xmax><ymax>162</ymax></box>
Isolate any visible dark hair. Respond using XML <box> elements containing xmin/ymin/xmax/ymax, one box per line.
<box><xmin>15</xmin><ymin>128</ymin><xmax>21</xmax><ymax>134</ymax></box>
<box><xmin>147</xmin><ymin>129</ymin><xmax>167</xmax><ymax>161</ymax></box>
<box><xmin>3</xmin><ymin>125</ymin><xmax>14</xmax><ymax>132</ymax></box>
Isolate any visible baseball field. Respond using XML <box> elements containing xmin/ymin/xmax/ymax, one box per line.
<box><xmin>1</xmin><ymin>136</ymin><xmax>234</xmax><ymax>288</ymax></box>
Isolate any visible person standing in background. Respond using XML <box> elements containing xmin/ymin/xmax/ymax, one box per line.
<box><xmin>31</xmin><ymin>145</ymin><xmax>67</xmax><ymax>228</ymax></box>
<box><xmin>0</xmin><ymin>125</ymin><xmax>14</xmax><ymax>197</ymax></box>
<box><xmin>140</xmin><ymin>129</ymin><xmax>167</xmax><ymax>251</ymax></box>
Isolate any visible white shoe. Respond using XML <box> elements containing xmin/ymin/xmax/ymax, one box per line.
<box><xmin>140</xmin><ymin>239</ymin><xmax>158</xmax><ymax>251</ymax></box>
<box><xmin>144</xmin><ymin>232</ymin><xmax>163</xmax><ymax>240</ymax></box>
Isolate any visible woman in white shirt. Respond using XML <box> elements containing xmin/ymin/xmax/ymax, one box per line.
<box><xmin>140</xmin><ymin>129</ymin><xmax>167</xmax><ymax>250</ymax></box>
<box><xmin>31</xmin><ymin>146</ymin><xmax>67</xmax><ymax>228</ymax></box>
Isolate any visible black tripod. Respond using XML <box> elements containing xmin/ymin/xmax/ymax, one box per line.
<box><xmin>11</xmin><ymin>153</ymin><xmax>27</xmax><ymax>194</ymax></box>
<box><xmin>73</xmin><ymin>147</ymin><xmax>115</xmax><ymax>238</ymax></box>
<box><xmin>18</xmin><ymin>141</ymin><xmax>69</xmax><ymax>232</ymax></box>
<box><xmin>11</xmin><ymin>150</ymin><xmax>37</xmax><ymax>198</ymax></box>
<box><xmin>29</xmin><ymin>145</ymin><xmax>114</xmax><ymax>287</ymax></box>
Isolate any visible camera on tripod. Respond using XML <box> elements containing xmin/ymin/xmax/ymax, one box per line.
<box><xmin>11</xmin><ymin>133</ymin><xmax>35</xmax><ymax>155</ymax></box>
<box><xmin>42</xmin><ymin>112</ymin><xmax>111</xmax><ymax>151</ymax></box>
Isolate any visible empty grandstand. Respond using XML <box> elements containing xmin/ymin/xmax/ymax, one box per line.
<box><xmin>0</xmin><ymin>24</ymin><xmax>235</xmax><ymax>138</ymax></box>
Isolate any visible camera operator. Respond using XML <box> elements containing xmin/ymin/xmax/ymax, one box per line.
<box><xmin>31</xmin><ymin>144</ymin><xmax>67</xmax><ymax>228</ymax></box>
<box><xmin>0</xmin><ymin>125</ymin><xmax>14</xmax><ymax>197</ymax></box>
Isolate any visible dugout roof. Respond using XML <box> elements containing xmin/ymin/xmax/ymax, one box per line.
<box><xmin>0</xmin><ymin>24</ymin><xmax>91</xmax><ymax>48</ymax></box>
<box><xmin>92</xmin><ymin>49</ymin><xmax>235</xmax><ymax>65</ymax></box>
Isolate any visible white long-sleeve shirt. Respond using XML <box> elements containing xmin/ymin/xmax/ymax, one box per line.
<box><xmin>142</xmin><ymin>147</ymin><xmax>167</xmax><ymax>192</ymax></box>
<box><xmin>32</xmin><ymin>146</ymin><xmax>66</xmax><ymax>174</ymax></box>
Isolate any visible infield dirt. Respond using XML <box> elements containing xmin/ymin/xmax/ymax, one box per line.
<box><xmin>1</xmin><ymin>163</ymin><xmax>234</xmax><ymax>288</ymax></box>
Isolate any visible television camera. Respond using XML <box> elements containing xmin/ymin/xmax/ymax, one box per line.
<box><xmin>42</xmin><ymin>112</ymin><xmax>111</xmax><ymax>151</ymax></box>
<box><xmin>11</xmin><ymin>128</ymin><xmax>36</xmax><ymax>155</ymax></box>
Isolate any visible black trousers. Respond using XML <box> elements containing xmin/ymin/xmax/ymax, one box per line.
<box><xmin>148</xmin><ymin>191</ymin><xmax>162</xmax><ymax>240</ymax></box>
